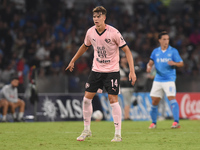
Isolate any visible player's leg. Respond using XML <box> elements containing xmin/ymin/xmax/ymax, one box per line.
<box><xmin>149</xmin><ymin>96</ymin><xmax>161</xmax><ymax>128</ymax></box>
<box><xmin>8</xmin><ymin>102</ymin><xmax>17</xmax><ymax>121</ymax></box>
<box><xmin>108</xmin><ymin>94</ymin><xmax>122</xmax><ymax>142</ymax></box>
<box><xmin>121</xmin><ymin>88</ymin><xmax>133</xmax><ymax>120</ymax></box>
<box><xmin>17</xmin><ymin>99</ymin><xmax>25</xmax><ymax>121</ymax></box>
<box><xmin>149</xmin><ymin>81</ymin><xmax>163</xmax><ymax>129</ymax></box>
<box><xmin>0</xmin><ymin>99</ymin><xmax>9</xmax><ymax>122</ymax></box>
<box><xmin>164</xmin><ymin>82</ymin><xmax>180</xmax><ymax>128</ymax></box>
<box><xmin>104</xmin><ymin>72</ymin><xmax>122</xmax><ymax>142</ymax></box>
<box><xmin>9</xmin><ymin>99</ymin><xmax>25</xmax><ymax>121</ymax></box>
<box><xmin>77</xmin><ymin>91</ymin><xmax>96</xmax><ymax>141</ymax></box>
<box><xmin>77</xmin><ymin>71</ymin><xmax>102</xmax><ymax>141</ymax></box>
<box><xmin>83</xmin><ymin>92</ymin><xmax>96</xmax><ymax>131</ymax></box>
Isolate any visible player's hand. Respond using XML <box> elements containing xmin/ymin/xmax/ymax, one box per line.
<box><xmin>129</xmin><ymin>72</ymin><xmax>137</xmax><ymax>86</ymax></box>
<box><xmin>146</xmin><ymin>64</ymin><xmax>152</xmax><ymax>73</ymax></box>
<box><xmin>65</xmin><ymin>61</ymin><xmax>75</xmax><ymax>72</ymax></box>
<box><xmin>168</xmin><ymin>61</ymin><xmax>175</xmax><ymax>66</ymax></box>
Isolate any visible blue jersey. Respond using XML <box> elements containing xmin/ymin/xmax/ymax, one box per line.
<box><xmin>150</xmin><ymin>45</ymin><xmax>183</xmax><ymax>82</ymax></box>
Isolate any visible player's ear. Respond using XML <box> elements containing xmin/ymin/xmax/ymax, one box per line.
<box><xmin>103</xmin><ymin>15</ymin><xmax>106</xmax><ymax>21</ymax></box>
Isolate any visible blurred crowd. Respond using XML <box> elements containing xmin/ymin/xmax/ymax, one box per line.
<box><xmin>0</xmin><ymin>0</ymin><xmax>199</xmax><ymax>93</ymax></box>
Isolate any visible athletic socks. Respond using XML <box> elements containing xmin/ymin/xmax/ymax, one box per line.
<box><xmin>110</xmin><ymin>102</ymin><xmax>122</xmax><ymax>136</ymax></box>
<box><xmin>150</xmin><ymin>105</ymin><xmax>158</xmax><ymax>124</ymax></box>
<box><xmin>170</xmin><ymin>99</ymin><xmax>179</xmax><ymax>123</ymax></box>
<box><xmin>83</xmin><ymin>97</ymin><xmax>93</xmax><ymax>130</ymax></box>
<box><xmin>13</xmin><ymin>112</ymin><xmax>17</xmax><ymax>119</ymax></box>
<box><xmin>2</xmin><ymin>115</ymin><xmax>6</xmax><ymax>121</ymax></box>
<box><xmin>18</xmin><ymin>112</ymin><xmax>24</xmax><ymax>120</ymax></box>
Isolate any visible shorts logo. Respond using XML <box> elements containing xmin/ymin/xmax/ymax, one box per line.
<box><xmin>112</xmin><ymin>88</ymin><xmax>116</xmax><ymax>92</ymax></box>
<box><xmin>169</xmin><ymin>86</ymin><xmax>175</xmax><ymax>93</ymax></box>
<box><xmin>85</xmin><ymin>83</ymin><xmax>90</xmax><ymax>89</ymax></box>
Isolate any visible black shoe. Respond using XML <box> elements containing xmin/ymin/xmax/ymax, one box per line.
<box><xmin>18</xmin><ymin>118</ymin><xmax>25</xmax><ymax>122</ymax></box>
<box><xmin>14</xmin><ymin>118</ymin><xmax>19</xmax><ymax>122</ymax></box>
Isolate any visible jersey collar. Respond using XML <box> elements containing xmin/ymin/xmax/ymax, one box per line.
<box><xmin>159</xmin><ymin>45</ymin><xmax>172</xmax><ymax>51</ymax></box>
<box><xmin>95</xmin><ymin>24</ymin><xmax>108</xmax><ymax>36</ymax></box>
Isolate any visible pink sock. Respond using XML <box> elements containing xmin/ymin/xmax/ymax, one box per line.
<box><xmin>110</xmin><ymin>102</ymin><xmax>122</xmax><ymax>131</ymax></box>
<box><xmin>83</xmin><ymin>97</ymin><xmax>93</xmax><ymax>127</ymax></box>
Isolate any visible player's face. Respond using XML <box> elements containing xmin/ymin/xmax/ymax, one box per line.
<box><xmin>11</xmin><ymin>79</ymin><xmax>19</xmax><ymax>87</ymax></box>
<box><xmin>93</xmin><ymin>12</ymin><xmax>106</xmax><ymax>27</ymax></box>
<box><xmin>159</xmin><ymin>35</ymin><xmax>169</xmax><ymax>49</ymax></box>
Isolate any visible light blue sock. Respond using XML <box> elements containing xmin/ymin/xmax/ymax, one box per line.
<box><xmin>150</xmin><ymin>105</ymin><xmax>158</xmax><ymax>124</ymax></box>
<box><xmin>170</xmin><ymin>99</ymin><xmax>179</xmax><ymax>123</ymax></box>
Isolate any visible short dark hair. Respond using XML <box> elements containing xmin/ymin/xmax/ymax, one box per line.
<box><xmin>10</xmin><ymin>74</ymin><xmax>19</xmax><ymax>82</ymax></box>
<box><xmin>158</xmin><ymin>31</ymin><xmax>168</xmax><ymax>39</ymax></box>
<box><xmin>93</xmin><ymin>6</ymin><xmax>107</xmax><ymax>15</ymax></box>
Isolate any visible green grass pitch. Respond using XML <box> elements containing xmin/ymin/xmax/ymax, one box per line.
<box><xmin>0</xmin><ymin>120</ymin><xmax>199</xmax><ymax>150</ymax></box>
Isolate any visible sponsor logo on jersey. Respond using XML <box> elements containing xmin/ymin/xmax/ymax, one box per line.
<box><xmin>96</xmin><ymin>58</ymin><xmax>110</xmax><ymax>63</ymax></box>
<box><xmin>157</xmin><ymin>58</ymin><xmax>171</xmax><ymax>63</ymax></box>
<box><xmin>97</xmin><ymin>46</ymin><xmax>107</xmax><ymax>58</ymax></box>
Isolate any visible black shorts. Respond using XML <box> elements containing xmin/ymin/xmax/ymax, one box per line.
<box><xmin>85</xmin><ymin>71</ymin><xmax>120</xmax><ymax>95</ymax></box>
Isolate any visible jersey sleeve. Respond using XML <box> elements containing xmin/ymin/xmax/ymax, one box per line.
<box><xmin>114</xmin><ymin>31</ymin><xmax>126</xmax><ymax>48</ymax></box>
<box><xmin>84</xmin><ymin>29</ymin><xmax>92</xmax><ymax>47</ymax></box>
<box><xmin>173</xmin><ymin>49</ymin><xmax>183</xmax><ymax>62</ymax></box>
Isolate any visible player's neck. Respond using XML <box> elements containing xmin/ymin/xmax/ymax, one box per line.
<box><xmin>161</xmin><ymin>46</ymin><xmax>167</xmax><ymax>51</ymax></box>
<box><xmin>96</xmin><ymin>23</ymin><xmax>106</xmax><ymax>34</ymax></box>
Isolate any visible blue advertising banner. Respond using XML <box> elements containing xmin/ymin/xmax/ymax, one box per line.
<box><xmin>23</xmin><ymin>93</ymin><xmax>102</xmax><ymax>121</ymax></box>
<box><xmin>1</xmin><ymin>93</ymin><xmax>172</xmax><ymax>122</ymax></box>
<box><xmin>97</xmin><ymin>93</ymin><xmax>173</xmax><ymax>121</ymax></box>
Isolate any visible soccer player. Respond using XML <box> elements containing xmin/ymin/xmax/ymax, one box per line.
<box><xmin>146</xmin><ymin>31</ymin><xmax>184</xmax><ymax>129</ymax></box>
<box><xmin>0</xmin><ymin>77</ymin><xmax>25</xmax><ymax>122</ymax></box>
<box><xmin>65</xmin><ymin>6</ymin><xmax>136</xmax><ymax>142</ymax></box>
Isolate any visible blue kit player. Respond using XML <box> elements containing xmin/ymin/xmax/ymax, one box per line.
<box><xmin>146</xmin><ymin>31</ymin><xmax>184</xmax><ymax>129</ymax></box>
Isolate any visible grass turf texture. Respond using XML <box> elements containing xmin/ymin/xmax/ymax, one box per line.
<box><xmin>0</xmin><ymin>120</ymin><xmax>199</xmax><ymax>150</ymax></box>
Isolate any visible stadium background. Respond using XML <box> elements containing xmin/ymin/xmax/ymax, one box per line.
<box><xmin>0</xmin><ymin>0</ymin><xmax>200</xmax><ymax>122</ymax></box>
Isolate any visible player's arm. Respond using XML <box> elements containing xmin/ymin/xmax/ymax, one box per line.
<box><xmin>168</xmin><ymin>49</ymin><xmax>184</xmax><ymax>67</ymax></box>
<box><xmin>168</xmin><ymin>61</ymin><xmax>184</xmax><ymax>67</ymax></box>
<box><xmin>146</xmin><ymin>59</ymin><xmax>154</xmax><ymax>73</ymax></box>
<box><xmin>65</xmin><ymin>44</ymin><xmax>89</xmax><ymax>72</ymax></box>
<box><xmin>121</xmin><ymin>45</ymin><xmax>137</xmax><ymax>86</ymax></box>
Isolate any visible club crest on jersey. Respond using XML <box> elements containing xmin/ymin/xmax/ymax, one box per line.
<box><xmin>105</xmin><ymin>38</ymin><xmax>111</xmax><ymax>43</ymax></box>
<box><xmin>168</xmin><ymin>54</ymin><xmax>172</xmax><ymax>57</ymax></box>
<box><xmin>85</xmin><ymin>83</ymin><xmax>90</xmax><ymax>89</ymax></box>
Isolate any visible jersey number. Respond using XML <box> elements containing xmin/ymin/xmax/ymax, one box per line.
<box><xmin>111</xmin><ymin>79</ymin><xmax>118</xmax><ymax>87</ymax></box>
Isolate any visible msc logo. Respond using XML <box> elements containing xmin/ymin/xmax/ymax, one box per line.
<box><xmin>157</xmin><ymin>58</ymin><xmax>171</xmax><ymax>63</ymax></box>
